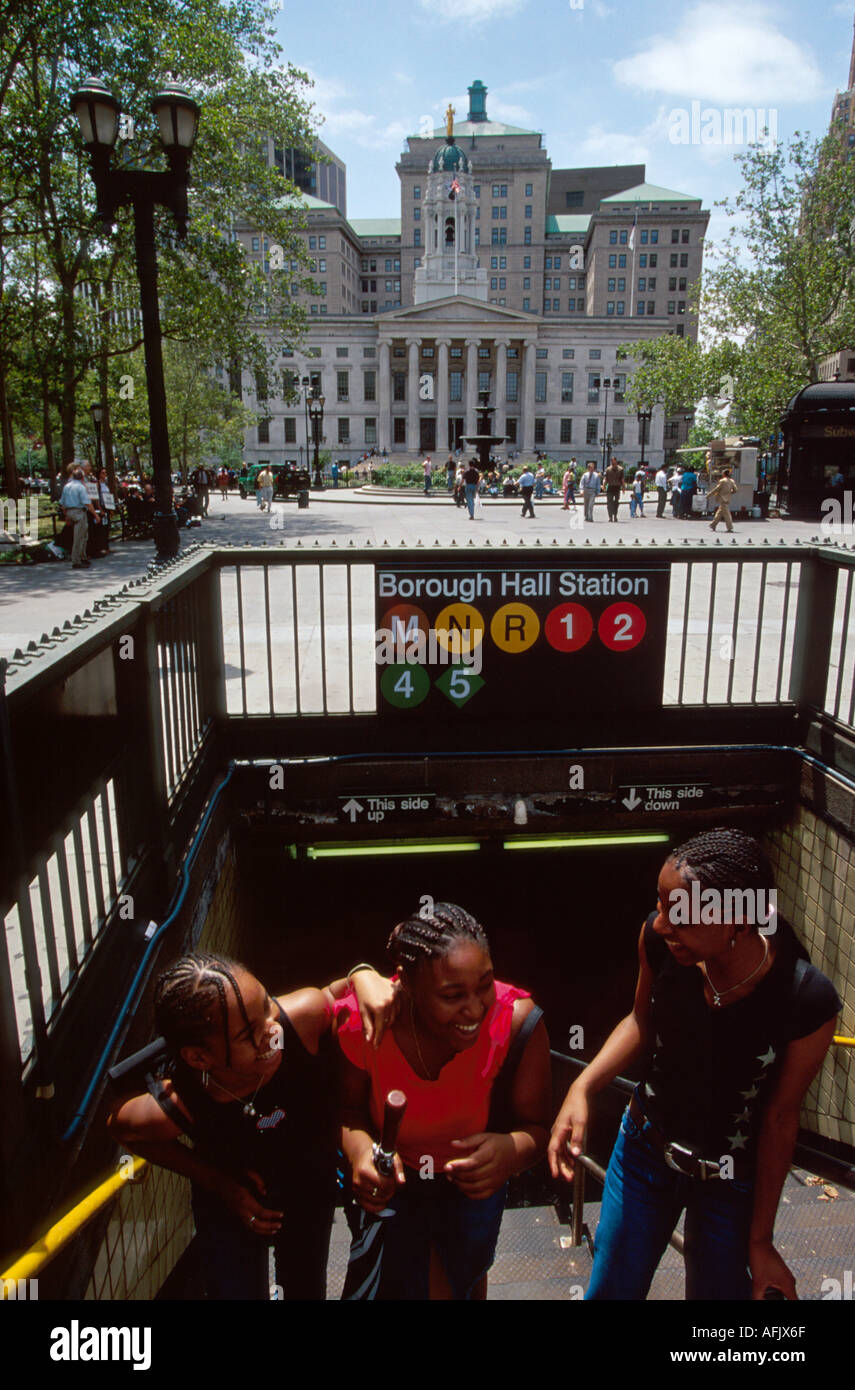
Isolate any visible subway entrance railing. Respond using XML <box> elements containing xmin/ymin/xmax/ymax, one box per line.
<box><xmin>1</xmin><ymin>538</ymin><xmax>853</xmax><ymax>1267</ymax></box>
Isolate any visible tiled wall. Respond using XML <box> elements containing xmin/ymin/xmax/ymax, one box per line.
<box><xmin>765</xmin><ymin>807</ymin><xmax>855</xmax><ymax>1149</ymax></box>
<box><xmin>84</xmin><ymin>837</ymin><xmax>241</xmax><ymax>1300</ymax></box>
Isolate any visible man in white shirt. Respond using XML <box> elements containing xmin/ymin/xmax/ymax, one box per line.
<box><xmin>60</xmin><ymin>468</ymin><xmax>97</xmax><ymax>568</ymax></box>
<box><xmin>423</xmin><ymin>456</ymin><xmax>433</xmax><ymax>495</ymax></box>
<box><xmin>580</xmin><ymin>462</ymin><xmax>601</xmax><ymax>522</ymax></box>
<box><xmin>655</xmin><ymin>465</ymin><xmax>668</xmax><ymax>517</ymax></box>
<box><xmin>257</xmin><ymin>466</ymin><xmax>275</xmax><ymax>512</ymax></box>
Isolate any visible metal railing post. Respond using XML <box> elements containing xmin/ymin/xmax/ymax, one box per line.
<box><xmin>571</xmin><ymin>1159</ymin><xmax>585</xmax><ymax>1247</ymax></box>
<box><xmin>788</xmin><ymin>552</ymin><xmax>839</xmax><ymax>713</ymax></box>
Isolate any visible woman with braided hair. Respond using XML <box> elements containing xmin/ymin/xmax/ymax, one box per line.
<box><xmin>107</xmin><ymin>953</ymin><xmax>397</xmax><ymax>1299</ymax></box>
<box><xmin>549</xmin><ymin>827</ymin><xmax>840</xmax><ymax>1300</ymax></box>
<box><xmin>337</xmin><ymin>902</ymin><xmax>551</xmax><ymax>1299</ymax></box>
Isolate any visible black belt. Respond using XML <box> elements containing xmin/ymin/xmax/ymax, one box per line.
<box><xmin>628</xmin><ymin>1093</ymin><xmax>723</xmax><ymax>1182</ymax></box>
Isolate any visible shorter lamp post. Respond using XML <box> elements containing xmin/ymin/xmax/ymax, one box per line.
<box><xmin>593</xmin><ymin>376</ymin><xmax>612</xmax><ymax>472</ymax></box>
<box><xmin>637</xmin><ymin>408</ymin><xmax>651</xmax><ymax>470</ymax></box>
<box><xmin>301</xmin><ymin>375</ymin><xmax>311</xmax><ymax>473</ymax></box>
<box><xmin>90</xmin><ymin>403</ymin><xmax>103</xmax><ymax>476</ymax></box>
<box><xmin>309</xmin><ymin>388</ymin><xmax>325</xmax><ymax>489</ymax></box>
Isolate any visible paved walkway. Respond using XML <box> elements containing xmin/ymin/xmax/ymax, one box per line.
<box><xmin>0</xmin><ymin>490</ymin><xmax>844</xmax><ymax>657</ymax></box>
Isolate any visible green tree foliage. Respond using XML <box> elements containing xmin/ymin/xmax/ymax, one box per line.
<box><xmin>621</xmin><ymin>133</ymin><xmax>855</xmax><ymax>440</ymax></box>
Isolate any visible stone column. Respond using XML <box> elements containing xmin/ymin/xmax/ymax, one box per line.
<box><xmin>407</xmin><ymin>337</ymin><xmax>420</xmax><ymax>453</ymax></box>
<box><xmin>436</xmin><ymin>338</ymin><xmax>450</xmax><ymax>456</ymax></box>
<box><xmin>522</xmin><ymin>340</ymin><xmax>537</xmax><ymax>452</ymax></box>
<box><xmin>494</xmin><ymin>337</ymin><xmax>509</xmax><ymax>445</ymax></box>
<box><xmin>378</xmin><ymin>340</ymin><xmax>391</xmax><ymax>452</ymax></box>
<box><xmin>464</xmin><ymin>337</ymin><xmax>479</xmax><ymax>440</ymax></box>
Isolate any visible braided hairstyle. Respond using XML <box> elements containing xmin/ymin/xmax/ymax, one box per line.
<box><xmin>387</xmin><ymin>902</ymin><xmax>489</xmax><ymax>975</ymax></box>
<box><xmin>154</xmin><ymin>954</ymin><xmax>254</xmax><ymax>1067</ymax></box>
<box><xmin>668</xmin><ymin>827</ymin><xmax>775</xmax><ymax>929</ymax></box>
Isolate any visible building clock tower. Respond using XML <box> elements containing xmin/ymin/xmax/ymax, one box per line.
<box><xmin>413</xmin><ymin>103</ymin><xmax>488</xmax><ymax>303</ymax></box>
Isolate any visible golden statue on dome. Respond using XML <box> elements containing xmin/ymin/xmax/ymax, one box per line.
<box><xmin>445</xmin><ymin>103</ymin><xmax>455</xmax><ymax>139</ymax></box>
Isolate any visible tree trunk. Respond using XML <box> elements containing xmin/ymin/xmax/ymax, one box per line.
<box><xmin>41</xmin><ymin>377</ymin><xmax>58</xmax><ymax>500</ymax></box>
<box><xmin>59</xmin><ymin>278</ymin><xmax>77</xmax><ymax>471</ymax></box>
<box><xmin>0</xmin><ymin>354</ymin><xmax>19</xmax><ymax>499</ymax></box>
<box><xmin>98</xmin><ymin>348</ymin><xmax>117</xmax><ymax>494</ymax></box>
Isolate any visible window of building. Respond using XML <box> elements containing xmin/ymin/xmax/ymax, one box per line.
<box><xmin>336</xmin><ymin>347</ymin><xmax>349</xmax><ymax>358</ymax></box>
<box><xmin>507</xmin><ymin>346</ymin><xmax>519</xmax><ymax>359</ymax></box>
<box><xmin>617</xmin><ymin>278</ymin><xmax>625</xmax><ymax>292</ymax></box>
<box><xmin>363</xmin><ymin>347</ymin><xmax>376</xmax><ymax>357</ymax></box>
<box><xmin>647</xmin><ymin>300</ymin><xmax>655</xmax><ymax>315</ymax></box>
<box><xmin>668</xmin><ymin>301</ymin><xmax>676</xmax><ymax>315</ymax></box>
<box><xmin>545</xmin><ymin>256</ymin><xmax>552</xmax><ymax>269</ymax></box>
<box><xmin>361</xmin><ymin>302</ymin><xmax>368</xmax><ymax>312</ymax></box>
<box><xmin>681</xmin><ymin>229</ymin><xmax>690</xmax><ymax>243</ymax></box>
<box><xmin>545</xmin><ymin>276</ymin><xmax>552</xmax><ymax>291</ymax></box>
<box><xmin>678</xmin><ymin>301</ymin><xmax>686</xmax><ymax>314</ymax></box>
<box><xmin>385</xmin><ymin>259</ymin><xmax>392</xmax><ymax>272</ymax></box>
<box><xmin>363</xmin><ymin>371</ymin><xmax>376</xmax><ymax>401</ymax></box>
<box><xmin>319</xmin><ymin>259</ymin><xmax>326</xmax><ymax>272</ymax></box>
<box><xmin>669</xmin><ymin>277</ymin><xmax>677</xmax><ymax>291</ymax></box>
<box><xmin>524</xmin><ymin>228</ymin><xmax>531</xmax><ymax>245</ymax></box>
<box><xmin>414</xmin><ymin>185</ymin><xmax>421</xmax><ymax>199</ymax></box>
<box><xmin>478</xmin><ymin>371</ymin><xmax>490</xmax><ymax>393</ymax></box>
<box><xmin>641</xmin><ymin>230</ymin><xmax>648</xmax><ymax>245</ymax></box>
<box><xmin>565</xmin><ymin>190</ymin><xmax>584</xmax><ymax>208</ymax></box>
<box><xmin>499</xmin><ymin>256</ymin><xmax>507</xmax><ymax>269</ymax></box>
<box><xmin>365</xmin><ymin>418</ymin><xmax>377</xmax><ymax>444</ymax></box>
<box><xmin>676</xmin><ymin>323</ymin><xmax>685</xmax><ymax>337</ymax></box>
<box><xmin>612</xmin><ymin>419</ymin><xmax>624</xmax><ymax>445</ymax></box>
<box><xmin>618</xmin><ymin>254</ymin><xmax>626</xmax><ymax>267</ymax></box>
<box><xmin>619</xmin><ymin>230</ymin><xmax>627</xmax><ymax>244</ymax></box>
<box><xmin>258</xmin><ymin>418</ymin><xmax>270</xmax><ymax>443</ymax></box>
<box><xmin>560</xmin><ymin>418</ymin><xmax>573</xmax><ymax>443</ymax></box>
<box><xmin>414</xmin><ymin>229</ymin><xmax>421</xmax><ymax>246</ymax></box>
<box><xmin>609</xmin><ymin>255</ymin><xmax>617</xmax><ymax>268</ymax></box>
<box><xmin>650</xmin><ymin>231</ymin><xmax>659</xmax><ymax>244</ymax></box>
<box><xmin>504</xmin><ymin>416</ymin><xmax>517</xmax><ymax>444</ymax></box>
<box><xmin>310</xmin><ymin>304</ymin><xmax>318</xmax><ymax>314</ymax></box>
<box><xmin>670</xmin><ymin>254</ymin><xmax>678</xmax><ymax>268</ymax></box>
<box><xmin>252</xmin><ymin>236</ymin><xmax>260</xmax><ymax>251</ymax></box>
<box><xmin>523</xmin><ymin>297</ymin><xmax>530</xmax><ymax>311</ymax></box>
<box><xmin>284</xmin><ymin>418</ymin><xmax>296</xmax><ymax>443</ymax></box>
<box><xmin>336</xmin><ymin>371</ymin><xmax>349</xmax><ymax>401</ymax></box>
<box><xmin>679</xmin><ymin>277</ymin><xmax>686</xmax><ymax>291</ymax></box>
<box><xmin>338</xmin><ymin>418</ymin><xmax>350</xmax><ymax>443</ymax></box>
<box><xmin>637</xmin><ymin>301</ymin><xmax>646</xmax><ymax>316</ymax></box>
<box><xmin>586</xmin><ymin>418</ymin><xmax>598</xmax><ymax>444</ymax></box>
<box><xmin>413</xmin><ymin>208</ymin><xmax>421</xmax><ymax>220</ymax></box>
<box><xmin>561</xmin><ymin>371</ymin><xmax>574</xmax><ymax>401</ymax></box>
<box><xmin>524</xmin><ymin>256</ymin><xmax>531</xmax><ymax>269</ymax></box>
<box><xmin>589</xmin><ymin>349</ymin><xmax>601</xmax><ymax>359</ymax></box>
<box><xmin>639</xmin><ymin>255</ymin><xmax>647</xmax><ymax>269</ymax></box>
<box><xmin>638</xmin><ymin>278</ymin><xmax>646</xmax><ymax>292</ymax></box>
<box><xmin>523</xmin><ymin>276</ymin><xmax>530</xmax><ymax>289</ymax></box>
<box><xmin>491</xmin><ymin>256</ymin><xmax>498</xmax><ymax>269</ymax></box>
<box><xmin>613</xmin><ymin>376</ymin><xmax>625</xmax><ymax>403</ymax></box>
<box><xmin>525</xmin><ymin>205</ymin><xmax>532</xmax><ymax>218</ymax></box>
<box><xmin>609</xmin><ymin>230</ymin><xmax>617</xmax><ymax>244</ymax></box>
<box><xmin>499</xmin><ymin>277</ymin><xmax>506</xmax><ymax>290</ymax></box>
<box><xmin>680</xmin><ymin>253</ymin><xmax>688</xmax><ymax>267</ymax></box>
<box><xmin>473</xmin><ymin>184</ymin><xmax>480</xmax><ymax>197</ymax></box>
<box><xmin>393</xmin><ymin>417</ymin><xmax>407</xmax><ymax>444</ymax></box>
<box><xmin>649</xmin><ymin>254</ymin><xmax>657</xmax><ymax>267</ymax></box>
<box><xmin>319</xmin><ymin>236</ymin><xmax>326</xmax><ymax>249</ymax></box>
<box><xmin>671</xmin><ymin>229</ymin><xmax>680</xmax><ymax>243</ymax></box>
<box><xmin>393</xmin><ymin>371</ymin><xmax>407</xmax><ymax>402</ymax></box>
<box><xmin>562</xmin><ymin>348</ymin><xmax>575</xmax><ymax>359</ymax></box>
<box><xmin>492</xmin><ymin>206</ymin><xmax>499</xmax><ymax>220</ymax></box>
<box><xmin>422</xmin><ymin>345</ymin><xmax>435</xmax><ymax>358</ymax></box>
<box><xmin>543</xmin><ymin>301</ymin><xmax>551</xmax><ymax>313</ymax></box>
<box><xmin>526</xmin><ymin>183</ymin><xmax>533</xmax><ymax>197</ymax></box>
<box><xmin>319</xmin><ymin>282</ymin><xmax>327</xmax><ymax>295</ymax></box>
<box><xmin>449</xmin><ymin>371</ymin><xmax>463</xmax><ymax>401</ymax></box>
<box><xmin>607</xmin><ymin>301</ymin><xmax>615</xmax><ymax>315</ymax></box>
<box><xmin>535</xmin><ymin>371</ymin><xmax>547</xmax><ymax>402</ymax></box>
<box><xmin>534</xmin><ymin>417</ymin><xmax>545</xmax><ymax>445</ymax></box>
<box><xmin>506</xmin><ymin>370</ymin><xmax>519</xmax><ymax>402</ymax></box>
<box><xmin>491</xmin><ymin>276</ymin><xmax>498</xmax><ymax>289</ymax></box>
<box><xmin>616</xmin><ymin>301</ymin><xmax>625</xmax><ymax>315</ymax></box>
<box><xmin>500</xmin><ymin>206</ymin><xmax>507</xmax><ymax>219</ymax></box>
<box><xmin>394</xmin><ymin>259</ymin><xmax>400</xmax><ymax>271</ymax></box>
<box><xmin>450</xmin><ymin>346</ymin><xmax>462</xmax><ymax>359</ymax></box>
<box><xmin>568</xmin><ymin>275</ymin><xmax>575</xmax><ymax>289</ymax></box>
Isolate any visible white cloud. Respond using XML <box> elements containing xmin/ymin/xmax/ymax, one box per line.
<box><xmin>303</xmin><ymin>70</ymin><xmax>412</xmax><ymax>151</ymax></box>
<box><xmin>591</xmin><ymin>1</ymin><xmax>614</xmax><ymax>16</ymax></box>
<box><xmin>613</xmin><ymin>2</ymin><xmax>825</xmax><ymax>104</ymax></box>
<box><xmin>416</xmin><ymin>0</ymin><xmax>524</xmax><ymax>22</ymax></box>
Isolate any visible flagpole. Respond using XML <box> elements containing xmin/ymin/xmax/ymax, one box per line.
<box><xmin>629</xmin><ymin>207</ymin><xmax>637</xmax><ymax>318</ymax></box>
<box><xmin>454</xmin><ymin>195</ymin><xmax>459</xmax><ymax>295</ymax></box>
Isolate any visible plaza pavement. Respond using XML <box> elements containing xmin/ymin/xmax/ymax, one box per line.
<box><xmin>0</xmin><ymin>488</ymin><xmax>844</xmax><ymax>657</ymax></box>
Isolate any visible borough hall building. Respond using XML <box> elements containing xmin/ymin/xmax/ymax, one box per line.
<box><xmin>237</xmin><ymin>80</ymin><xmax>709</xmax><ymax>471</ymax></box>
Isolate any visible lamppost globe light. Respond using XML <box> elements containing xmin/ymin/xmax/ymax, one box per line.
<box><xmin>90</xmin><ymin>402</ymin><xmax>104</xmax><ymax>426</ymax></box>
<box><xmin>70</xmin><ymin>75</ymin><xmax>120</xmax><ymax>148</ymax></box>
<box><xmin>151</xmin><ymin>82</ymin><xmax>200</xmax><ymax>151</ymax></box>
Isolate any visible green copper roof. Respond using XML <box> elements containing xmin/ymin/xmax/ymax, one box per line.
<box><xmin>600</xmin><ymin>182</ymin><xmax>701</xmax><ymax>205</ymax></box>
<box><xmin>431</xmin><ymin>141</ymin><xmax>471</xmax><ymax>173</ymax></box>
<box><xmin>273</xmin><ymin>193</ymin><xmax>338</xmax><ymax>212</ymax></box>
<box><xmin>545</xmin><ymin>214</ymin><xmax>590</xmax><ymax>235</ymax></box>
<box><xmin>348</xmin><ymin>218</ymin><xmax>402</xmax><ymax>237</ymax></box>
<box><xmin>412</xmin><ymin>120</ymin><xmax>536</xmax><ymax>140</ymax></box>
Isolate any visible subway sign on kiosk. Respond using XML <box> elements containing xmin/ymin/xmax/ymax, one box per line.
<box><xmin>375</xmin><ymin>560</ymin><xmax>670</xmax><ymax>717</ymax></box>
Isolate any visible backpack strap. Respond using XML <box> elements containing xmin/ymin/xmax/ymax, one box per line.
<box><xmin>487</xmin><ymin>1001</ymin><xmax>544</xmax><ymax>1132</ymax></box>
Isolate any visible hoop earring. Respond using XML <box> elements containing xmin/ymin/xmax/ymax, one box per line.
<box><xmin>202</xmin><ymin>1070</ymin><xmax>210</xmax><ymax>1088</ymax></box>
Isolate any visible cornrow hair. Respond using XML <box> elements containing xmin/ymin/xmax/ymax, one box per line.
<box><xmin>154</xmin><ymin>954</ymin><xmax>254</xmax><ymax>1067</ymax></box>
<box><xmin>668</xmin><ymin>828</ymin><xmax>774</xmax><ymax>895</ymax></box>
<box><xmin>387</xmin><ymin>902</ymin><xmax>489</xmax><ymax>971</ymax></box>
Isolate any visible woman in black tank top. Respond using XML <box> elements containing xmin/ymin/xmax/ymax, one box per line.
<box><xmin>548</xmin><ymin>829</ymin><xmax>840</xmax><ymax>1301</ymax></box>
<box><xmin>108</xmin><ymin>954</ymin><xmax>396</xmax><ymax>1299</ymax></box>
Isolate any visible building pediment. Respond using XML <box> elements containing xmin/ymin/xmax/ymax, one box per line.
<box><xmin>379</xmin><ymin>296</ymin><xmax>538</xmax><ymax>328</ymax></box>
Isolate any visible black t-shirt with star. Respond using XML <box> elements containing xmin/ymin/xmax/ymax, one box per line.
<box><xmin>640</xmin><ymin>914</ymin><xmax>839</xmax><ymax>1166</ymax></box>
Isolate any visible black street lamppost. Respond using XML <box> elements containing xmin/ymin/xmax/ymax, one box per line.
<box><xmin>309</xmin><ymin>387</ymin><xmax>325</xmax><ymax>489</ymax></box>
<box><xmin>637</xmin><ymin>407</ymin><xmax>652</xmax><ymax>470</ymax></box>
<box><xmin>594</xmin><ymin>376</ymin><xmax>612</xmax><ymax>473</ymax></box>
<box><xmin>70</xmin><ymin>73</ymin><xmax>200</xmax><ymax>560</ymax></box>
<box><xmin>301</xmin><ymin>375</ymin><xmax>311</xmax><ymax>474</ymax></box>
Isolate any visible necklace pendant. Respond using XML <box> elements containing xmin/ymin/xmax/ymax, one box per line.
<box><xmin>713</xmin><ymin>993</ymin><xmax>722</xmax><ymax>1007</ymax></box>
<box><xmin>243</xmin><ymin>1103</ymin><xmax>256</xmax><ymax>1117</ymax></box>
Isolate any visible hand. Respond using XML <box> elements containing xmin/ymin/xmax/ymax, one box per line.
<box><xmin>749</xmin><ymin>1238</ymin><xmax>797</xmax><ymax>1300</ymax></box>
<box><xmin>218</xmin><ymin>1170</ymin><xmax>284</xmax><ymax>1236</ymax></box>
<box><xmin>351</xmin><ymin>972</ymin><xmax>400</xmax><ymax>1049</ymax></box>
<box><xmin>351</xmin><ymin>1143</ymin><xmax>406</xmax><ymax>1214</ymax></box>
<box><xmin>548</xmin><ymin>1087</ymin><xmax>589</xmax><ymax>1182</ymax></box>
<box><xmin>444</xmin><ymin>1132</ymin><xmax>516</xmax><ymax>1199</ymax></box>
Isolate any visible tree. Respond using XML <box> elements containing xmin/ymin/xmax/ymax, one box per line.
<box><xmin>621</xmin><ymin>133</ymin><xmax>855</xmax><ymax>440</ymax></box>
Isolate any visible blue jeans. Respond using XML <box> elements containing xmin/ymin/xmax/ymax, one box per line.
<box><xmin>191</xmin><ymin>1183</ymin><xmax>334</xmax><ymax>1300</ymax></box>
<box><xmin>464</xmin><ymin>483</ymin><xmax>477</xmax><ymax>517</ymax></box>
<box><xmin>374</xmin><ymin>1176</ymin><xmax>507</xmax><ymax>1300</ymax></box>
<box><xmin>586</xmin><ymin>1104</ymin><xmax>753</xmax><ymax>1301</ymax></box>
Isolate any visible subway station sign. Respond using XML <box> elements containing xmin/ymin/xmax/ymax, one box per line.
<box><xmin>375</xmin><ymin>560</ymin><xmax>670</xmax><ymax>717</ymax></box>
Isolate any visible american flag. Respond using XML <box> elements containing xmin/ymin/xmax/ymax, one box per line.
<box><xmin>450</xmin><ymin>177</ymin><xmax>460</xmax><ymax>198</ymax></box>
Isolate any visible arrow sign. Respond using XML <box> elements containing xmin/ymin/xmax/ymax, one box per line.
<box><xmin>342</xmin><ymin>798</ymin><xmax>364</xmax><ymax>822</ymax></box>
<box><xmin>621</xmin><ymin>788</ymin><xmax>642</xmax><ymax>810</ymax></box>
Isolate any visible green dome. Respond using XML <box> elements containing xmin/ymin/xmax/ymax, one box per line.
<box><xmin>431</xmin><ymin>141</ymin><xmax>470</xmax><ymax>173</ymax></box>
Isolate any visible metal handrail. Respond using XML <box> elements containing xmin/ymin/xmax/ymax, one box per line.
<box><xmin>1</xmin><ymin>1158</ymin><xmax>147</xmax><ymax>1282</ymax></box>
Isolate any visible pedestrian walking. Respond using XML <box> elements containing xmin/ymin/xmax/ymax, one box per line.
<box><xmin>517</xmin><ymin>466</ymin><xmax>536</xmax><ymax>518</ymax></box>
<box><xmin>708</xmin><ymin>468</ymin><xmax>739</xmax><ymax>532</ymax></box>
<box><xmin>534</xmin><ymin>466</ymin><xmax>546</xmax><ymax>500</ymax></box>
<box><xmin>669</xmin><ymin>469</ymin><xmax>682</xmax><ymax>516</ymax></box>
<box><xmin>629</xmin><ymin>469</ymin><xmax>646</xmax><ymax>519</ymax></box>
<box><xmin>217</xmin><ymin>468</ymin><xmax>230</xmax><ymax>500</ymax></box>
<box><xmin>446</xmin><ymin>456</ymin><xmax>456</xmax><ymax>491</ymax></box>
<box><xmin>604</xmin><ymin>458</ymin><xmax>623</xmax><ymax>522</ymax></box>
<box><xmin>581</xmin><ymin>461</ymin><xmax>601</xmax><ymax>522</ymax></box>
<box><xmin>655</xmin><ymin>465</ymin><xmax>668</xmax><ymax>518</ymax></box>
<box><xmin>191</xmin><ymin>466</ymin><xmax>211</xmax><ymax>516</ymax></box>
<box><xmin>60</xmin><ymin>467</ymin><xmax>97</xmax><ymax>568</ymax></box>
<box><xmin>462</xmin><ymin>461</ymin><xmax>480</xmax><ymax>520</ymax></box>
<box><xmin>679</xmin><ymin>465</ymin><xmax>698</xmax><ymax>520</ymax></box>
<box><xmin>423</xmin><ymin>456</ymin><xmax>433</xmax><ymax>495</ymax></box>
<box><xmin>256</xmin><ymin>466</ymin><xmax>275</xmax><ymax>512</ymax></box>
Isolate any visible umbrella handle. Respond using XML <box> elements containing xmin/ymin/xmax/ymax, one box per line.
<box><xmin>373</xmin><ymin>1089</ymin><xmax>407</xmax><ymax>1177</ymax></box>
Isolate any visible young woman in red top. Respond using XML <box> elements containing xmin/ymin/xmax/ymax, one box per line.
<box><xmin>338</xmin><ymin>902</ymin><xmax>551</xmax><ymax>1300</ymax></box>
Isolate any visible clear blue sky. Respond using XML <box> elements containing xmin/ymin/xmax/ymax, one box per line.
<box><xmin>273</xmin><ymin>0</ymin><xmax>854</xmax><ymax>246</ymax></box>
